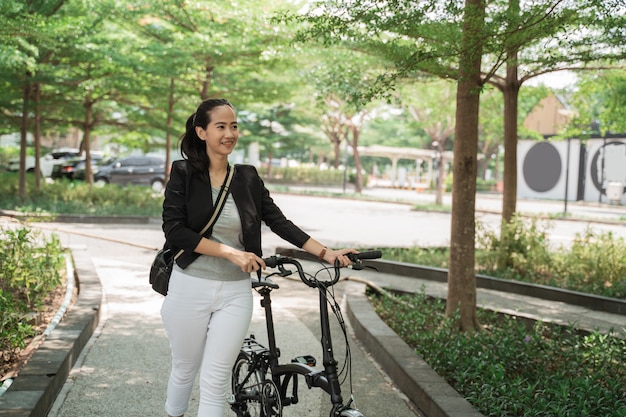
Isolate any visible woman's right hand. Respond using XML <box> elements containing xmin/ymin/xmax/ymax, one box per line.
<box><xmin>229</xmin><ymin>250</ymin><xmax>266</xmax><ymax>274</ymax></box>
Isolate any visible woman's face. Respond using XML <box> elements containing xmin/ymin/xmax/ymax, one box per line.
<box><xmin>195</xmin><ymin>105</ymin><xmax>239</xmax><ymax>158</ymax></box>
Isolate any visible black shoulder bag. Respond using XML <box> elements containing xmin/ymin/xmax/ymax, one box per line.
<box><xmin>150</xmin><ymin>166</ymin><xmax>235</xmax><ymax>296</ymax></box>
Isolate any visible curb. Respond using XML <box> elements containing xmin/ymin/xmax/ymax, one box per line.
<box><xmin>0</xmin><ymin>209</ymin><xmax>159</xmax><ymax>225</ymax></box>
<box><xmin>360</xmin><ymin>260</ymin><xmax>626</xmax><ymax>316</ymax></box>
<box><xmin>0</xmin><ymin>248</ymin><xmax>102</xmax><ymax>417</ymax></box>
<box><xmin>346</xmin><ymin>293</ymin><xmax>485</xmax><ymax>417</ymax></box>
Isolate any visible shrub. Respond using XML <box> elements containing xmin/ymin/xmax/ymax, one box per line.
<box><xmin>476</xmin><ymin>214</ymin><xmax>553</xmax><ymax>278</ymax></box>
<box><xmin>373</xmin><ymin>216</ymin><xmax>626</xmax><ymax>300</ymax></box>
<box><xmin>371</xmin><ymin>291</ymin><xmax>626</xmax><ymax>417</ymax></box>
<box><xmin>258</xmin><ymin>166</ymin><xmax>345</xmax><ymax>186</ymax></box>
<box><xmin>0</xmin><ymin>226</ymin><xmax>65</xmax><ymax>375</ymax></box>
<box><xmin>0</xmin><ymin>172</ymin><xmax>162</xmax><ymax>217</ymax></box>
<box><xmin>554</xmin><ymin>229</ymin><xmax>626</xmax><ymax>298</ymax></box>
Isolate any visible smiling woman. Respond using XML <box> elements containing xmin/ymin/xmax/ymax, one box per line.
<box><xmin>158</xmin><ymin>99</ymin><xmax>357</xmax><ymax>417</ymax></box>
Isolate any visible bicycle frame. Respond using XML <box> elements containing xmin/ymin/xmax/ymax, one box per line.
<box><xmin>230</xmin><ymin>253</ymin><xmax>380</xmax><ymax>417</ymax></box>
<box><xmin>256</xmin><ymin>281</ymin><xmax>343</xmax><ymax>406</ymax></box>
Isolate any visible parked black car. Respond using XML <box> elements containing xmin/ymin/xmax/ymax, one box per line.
<box><xmin>92</xmin><ymin>155</ymin><xmax>166</xmax><ymax>191</ymax></box>
<box><xmin>51</xmin><ymin>155</ymin><xmax>103</xmax><ymax>180</ymax></box>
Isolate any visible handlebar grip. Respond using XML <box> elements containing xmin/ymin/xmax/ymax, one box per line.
<box><xmin>349</xmin><ymin>250</ymin><xmax>382</xmax><ymax>261</ymax></box>
<box><xmin>263</xmin><ymin>255</ymin><xmax>279</xmax><ymax>268</ymax></box>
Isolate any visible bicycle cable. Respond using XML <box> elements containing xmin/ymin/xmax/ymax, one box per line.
<box><xmin>313</xmin><ymin>265</ymin><xmax>356</xmax><ymax>392</ymax></box>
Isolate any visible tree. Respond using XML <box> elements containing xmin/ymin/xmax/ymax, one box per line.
<box><xmin>238</xmin><ymin>102</ymin><xmax>322</xmax><ymax>172</ymax></box>
<box><xmin>281</xmin><ymin>0</ymin><xmax>486</xmax><ymax>329</ymax></box>
<box><xmin>0</xmin><ymin>0</ymin><xmax>316</xmax><ymax>192</ymax></box>
<box><xmin>320</xmin><ymin>99</ymin><xmax>350</xmax><ymax>169</ymax></box>
<box><xmin>116</xmin><ymin>0</ymin><xmax>313</xmax><ymax>178</ymax></box>
<box><xmin>308</xmin><ymin>54</ymin><xmax>382</xmax><ymax>193</ymax></box>
<box><xmin>567</xmin><ymin>69</ymin><xmax>626</xmax><ymax>136</ymax></box>
<box><xmin>396</xmin><ymin>80</ymin><xmax>456</xmax><ymax>205</ymax></box>
<box><xmin>484</xmin><ymin>0</ymin><xmax>626</xmax><ymax>223</ymax></box>
<box><xmin>318</xmin><ymin>95</ymin><xmax>370</xmax><ymax>193</ymax></box>
<box><xmin>0</xmin><ymin>0</ymin><xmax>71</xmax><ymax>196</ymax></box>
<box><xmin>280</xmin><ymin>0</ymin><xmax>626</xmax><ymax>331</ymax></box>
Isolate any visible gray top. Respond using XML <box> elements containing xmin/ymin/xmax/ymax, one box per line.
<box><xmin>173</xmin><ymin>187</ymin><xmax>250</xmax><ymax>282</ymax></box>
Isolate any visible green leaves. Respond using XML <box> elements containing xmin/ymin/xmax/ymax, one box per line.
<box><xmin>0</xmin><ymin>225</ymin><xmax>65</xmax><ymax>375</ymax></box>
<box><xmin>372</xmin><ymin>291</ymin><xmax>626</xmax><ymax>416</ymax></box>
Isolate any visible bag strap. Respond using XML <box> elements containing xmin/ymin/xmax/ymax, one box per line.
<box><xmin>198</xmin><ymin>164</ymin><xmax>234</xmax><ymax>236</ymax></box>
<box><xmin>173</xmin><ymin>165</ymin><xmax>235</xmax><ymax>260</ymax></box>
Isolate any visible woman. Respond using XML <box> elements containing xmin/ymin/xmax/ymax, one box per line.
<box><xmin>160</xmin><ymin>98</ymin><xmax>355</xmax><ymax>417</ymax></box>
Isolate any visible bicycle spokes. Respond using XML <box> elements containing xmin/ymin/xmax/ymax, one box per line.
<box><xmin>231</xmin><ymin>355</ymin><xmax>263</xmax><ymax>417</ymax></box>
<box><xmin>261</xmin><ymin>379</ymin><xmax>282</xmax><ymax>417</ymax></box>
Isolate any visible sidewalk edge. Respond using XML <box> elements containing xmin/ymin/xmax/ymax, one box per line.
<box><xmin>346</xmin><ymin>292</ymin><xmax>485</xmax><ymax>417</ymax></box>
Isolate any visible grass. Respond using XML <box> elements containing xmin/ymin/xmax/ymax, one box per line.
<box><xmin>371</xmin><ymin>291</ymin><xmax>626</xmax><ymax>417</ymax></box>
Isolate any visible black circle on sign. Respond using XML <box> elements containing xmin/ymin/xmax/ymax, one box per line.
<box><xmin>523</xmin><ymin>141</ymin><xmax>562</xmax><ymax>192</ymax></box>
<box><xmin>590</xmin><ymin>141</ymin><xmax>626</xmax><ymax>195</ymax></box>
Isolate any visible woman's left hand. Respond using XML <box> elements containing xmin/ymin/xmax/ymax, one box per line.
<box><xmin>322</xmin><ymin>248</ymin><xmax>357</xmax><ymax>267</ymax></box>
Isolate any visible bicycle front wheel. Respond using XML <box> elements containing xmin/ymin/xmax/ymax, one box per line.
<box><xmin>231</xmin><ymin>352</ymin><xmax>270</xmax><ymax>417</ymax></box>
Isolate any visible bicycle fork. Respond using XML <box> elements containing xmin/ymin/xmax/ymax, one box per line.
<box><xmin>317</xmin><ymin>284</ymin><xmax>350</xmax><ymax>416</ymax></box>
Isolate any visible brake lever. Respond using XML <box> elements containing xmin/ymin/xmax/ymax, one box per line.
<box><xmin>351</xmin><ymin>260</ymin><xmax>364</xmax><ymax>270</ymax></box>
<box><xmin>278</xmin><ymin>264</ymin><xmax>292</xmax><ymax>277</ymax></box>
<box><xmin>351</xmin><ymin>261</ymin><xmax>378</xmax><ymax>272</ymax></box>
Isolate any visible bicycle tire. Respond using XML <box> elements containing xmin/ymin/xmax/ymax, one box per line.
<box><xmin>231</xmin><ymin>352</ymin><xmax>266</xmax><ymax>417</ymax></box>
<box><xmin>338</xmin><ymin>409</ymin><xmax>365</xmax><ymax>417</ymax></box>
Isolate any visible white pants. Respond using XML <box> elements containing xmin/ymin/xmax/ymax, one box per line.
<box><xmin>161</xmin><ymin>270</ymin><xmax>253</xmax><ymax>417</ymax></box>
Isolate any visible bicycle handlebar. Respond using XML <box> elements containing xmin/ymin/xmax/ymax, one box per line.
<box><xmin>347</xmin><ymin>250</ymin><xmax>383</xmax><ymax>262</ymax></box>
<box><xmin>262</xmin><ymin>251</ymin><xmax>382</xmax><ymax>288</ymax></box>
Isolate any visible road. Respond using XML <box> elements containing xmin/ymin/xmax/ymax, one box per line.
<box><xmin>267</xmin><ymin>191</ymin><xmax>626</xmax><ymax>250</ymax></box>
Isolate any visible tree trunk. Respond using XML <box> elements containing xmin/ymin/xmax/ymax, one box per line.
<box><xmin>435</xmin><ymin>141</ymin><xmax>446</xmax><ymax>205</ymax></box>
<box><xmin>436</xmin><ymin>158</ymin><xmax>446</xmax><ymax>204</ymax></box>
<box><xmin>199</xmin><ymin>59</ymin><xmax>214</xmax><ymax>101</ymax></box>
<box><xmin>501</xmin><ymin>0</ymin><xmax>521</xmax><ymax>224</ymax></box>
<box><xmin>350</xmin><ymin>127</ymin><xmax>363</xmax><ymax>194</ymax></box>
<box><xmin>83</xmin><ymin>92</ymin><xmax>93</xmax><ymax>185</ymax></box>
<box><xmin>19</xmin><ymin>82</ymin><xmax>30</xmax><ymax>200</ymax></box>
<box><xmin>501</xmin><ymin>58</ymin><xmax>520</xmax><ymax>224</ymax></box>
<box><xmin>494</xmin><ymin>148</ymin><xmax>500</xmax><ymax>183</ymax></box>
<box><xmin>497</xmin><ymin>0</ymin><xmax>523</xmax><ymax>271</ymax></box>
<box><xmin>33</xmin><ymin>83</ymin><xmax>42</xmax><ymax>190</ymax></box>
<box><xmin>165</xmin><ymin>78</ymin><xmax>176</xmax><ymax>186</ymax></box>
<box><xmin>446</xmin><ymin>0</ymin><xmax>485</xmax><ymax>332</ymax></box>
<box><xmin>333</xmin><ymin>138</ymin><xmax>341</xmax><ymax>169</ymax></box>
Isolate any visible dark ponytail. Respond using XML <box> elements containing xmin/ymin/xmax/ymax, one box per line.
<box><xmin>179</xmin><ymin>98</ymin><xmax>234</xmax><ymax>180</ymax></box>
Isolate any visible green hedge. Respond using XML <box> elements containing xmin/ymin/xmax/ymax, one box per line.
<box><xmin>0</xmin><ymin>227</ymin><xmax>64</xmax><ymax>377</ymax></box>
<box><xmin>258</xmin><ymin>166</ymin><xmax>346</xmax><ymax>186</ymax></box>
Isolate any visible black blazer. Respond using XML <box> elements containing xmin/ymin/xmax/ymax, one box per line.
<box><xmin>162</xmin><ymin>160</ymin><xmax>310</xmax><ymax>269</ymax></box>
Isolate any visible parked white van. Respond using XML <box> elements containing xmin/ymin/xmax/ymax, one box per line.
<box><xmin>8</xmin><ymin>148</ymin><xmax>82</xmax><ymax>177</ymax></box>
